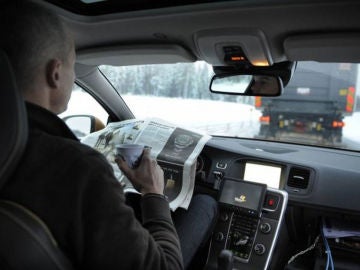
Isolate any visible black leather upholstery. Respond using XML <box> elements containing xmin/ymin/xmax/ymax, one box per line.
<box><xmin>0</xmin><ymin>201</ymin><xmax>74</xmax><ymax>270</ymax></box>
<box><xmin>0</xmin><ymin>50</ymin><xmax>73</xmax><ymax>270</ymax></box>
<box><xmin>0</xmin><ymin>50</ymin><xmax>27</xmax><ymax>188</ymax></box>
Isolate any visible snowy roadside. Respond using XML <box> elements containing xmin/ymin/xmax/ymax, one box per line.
<box><xmin>61</xmin><ymin>92</ymin><xmax>360</xmax><ymax>148</ymax></box>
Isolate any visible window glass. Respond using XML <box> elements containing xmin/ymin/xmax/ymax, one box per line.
<box><xmin>60</xmin><ymin>84</ymin><xmax>108</xmax><ymax>125</ymax></box>
<box><xmin>100</xmin><ymin>62</ymin><xmax>360</xmax><ymax>151</ymax></box>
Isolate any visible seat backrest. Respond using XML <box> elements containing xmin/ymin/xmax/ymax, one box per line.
<box><xmin>0</xmin><ymin>50</ymin><xmax>73</xmax><ymax>270</ymax></box>
<box><xmin>0</xmin><ymin>50</ymin><xmax>27</xmax><ymax>187</ymax></box>
<box><xmin>0</xmin><ymin>200</ymin><xmax>74</xmax><ymax>270</ymax></box>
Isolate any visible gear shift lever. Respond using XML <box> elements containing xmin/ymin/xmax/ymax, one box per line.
<box><xmin>218</xmin><ymin>249</ymin><xmax>234</xmax><ymax>270</ymax></box>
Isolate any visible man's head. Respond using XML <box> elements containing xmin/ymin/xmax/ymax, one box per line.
<box><xmin>0</xmin><ymin>0</ymin><xmax>75</xmax><ymax>114</ymax></box>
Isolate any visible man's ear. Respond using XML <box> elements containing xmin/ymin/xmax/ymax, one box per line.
<box><xmin>46</xmin><ymin>59</ymin><xmax>62</xmax><ymax>89</ymax></box>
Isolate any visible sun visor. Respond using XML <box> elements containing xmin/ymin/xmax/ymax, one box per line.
<box><xmin>284</xmin><ymin>33</ymin><xmax>360</xmax><ymax>62</ymax></box>
<box><xmin>76</xmin><ymin>44</ymin><xmax>196</xmax><ymax>66</ymax></box>
<box><xmin>194</xmin><ymin>28</ymin><xmax>273</xmax><ymax>67</ymax></box>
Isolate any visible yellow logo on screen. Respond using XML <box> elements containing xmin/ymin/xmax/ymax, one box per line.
<box><xmin>234</xmin><ymin>195</ymin><xmax>246</xmax><ymax>203</ymax></box>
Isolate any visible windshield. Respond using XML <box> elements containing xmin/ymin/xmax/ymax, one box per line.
<box><xmin>100</xmin><ymin>61</ymin><xmax>360</xmax><ymax>151</ymax></box>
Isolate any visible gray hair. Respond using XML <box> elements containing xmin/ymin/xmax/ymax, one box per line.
<box><xmin>0</xmin><ymin>1</ymin><xmax>73</xmax><ymax>92</ymax></box>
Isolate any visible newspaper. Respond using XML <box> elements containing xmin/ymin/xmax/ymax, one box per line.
<box><xmin>81</xmin><ymin>118</ymin><xmax>211</xmax><ymax>211</ymax></box>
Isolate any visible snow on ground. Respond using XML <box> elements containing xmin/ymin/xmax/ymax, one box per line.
<box><xmin>122</xmin><ymin>95</ymin><xmax>261</xmax><ymax>137</ymax></box>
<box><xmin>344</xmin><ymin>112</ymin><xmax>360</xmax><ymax>142</ymax></box>
<box><xmin>61</xmin><ymin>93</ymin><xmax>261</xmax><ymax>138</ymax></box>
<box><xmin>61</xmin><ymin>92</ymin><xmax>360</xmax><ymax>148</ymax></box>
<box><xmin>60</xmin><ymin>91</ymin><xmax>109</xmax><ymax>123</ymax></box>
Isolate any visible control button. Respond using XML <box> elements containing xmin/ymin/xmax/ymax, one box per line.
<box><xmin>259</xmin><ymin>223</ymin><xmax>271</xmax><ymax>234</ymax></box>
<box><xmin>268</xmin><ymin>199</ymin><xmax>275</xmax><ymax>206</ymax></box>
<box><xmin>216</xmin><ymin>162</ymin><xmax>228</xmax><ymax>169</ymax></box>
<box><xmin>215</xmin><ymin>232</ymin><xmax>224</xmax><ymax>242</ymax></box>
<box><xmin>264</xmin><ymin>194</ymin><xmax>279</xmax><ymax>210</ymax></box>
<box><xmin>254</xmin><ymin>243</ymin><xmax>266</xmax><ymax>255</ymax></box>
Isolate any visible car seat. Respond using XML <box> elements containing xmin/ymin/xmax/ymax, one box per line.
<box><xmin>0</xmin><ymin>49</ymin><xmax>73</xmax><ymax>270</ymax></box>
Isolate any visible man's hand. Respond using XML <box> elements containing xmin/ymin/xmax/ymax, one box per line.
<box><xmin>115</xmin><ymin>147</ymin><xmax>165</xmax><ymax>195</ymax></box>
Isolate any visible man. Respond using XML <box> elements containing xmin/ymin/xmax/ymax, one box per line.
<box><xmin>0</xmin><ymin>1</ymin><xmax>216</xmax><ymax>269</ymax></box>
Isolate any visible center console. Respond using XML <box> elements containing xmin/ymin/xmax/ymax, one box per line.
<box><xmin>206</xmin><ymin>178</ymin><xmax>288</xmax><ymax>270</ymax></box>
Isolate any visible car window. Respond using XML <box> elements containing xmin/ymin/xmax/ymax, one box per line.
<box><xmin>60</xmin><ymin>84</ymin><xmax>109</xmax><ymax>137</ymax></box>
<box><xmin>99</xmin><ymin>62</ymin><xmax>360</xmax><ymax>152</ymax></box>
<box><xmin>60</xmin><ymin>84</ymin><xmax>108</xmax><ymax>122</ymax></box>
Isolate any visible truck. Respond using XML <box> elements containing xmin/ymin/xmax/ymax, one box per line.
<box><xmin>255</xmin><ymin>62</ymin><xmax>357</xmax><ymax>145</ymax></box>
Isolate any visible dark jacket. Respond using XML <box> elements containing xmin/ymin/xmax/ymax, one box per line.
<box><xmin>1</xmin><ymin>102</ymin><xmax>183</xmax><ymax>270</ymax></box>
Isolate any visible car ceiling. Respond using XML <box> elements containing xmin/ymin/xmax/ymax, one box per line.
<box><xmin>44</xmin><ymin>0</ymin><xmax>235</xmax><ymax>15</ymax></box>
<box><xmin>37</xmin><ymin>0</ymin><xmax>360</xmax><ymax>67</ymax></box>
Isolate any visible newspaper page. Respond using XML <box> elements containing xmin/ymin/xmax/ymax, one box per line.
<box><xmin>81</xmin><ymin>118</ymin><xmax>211</xmax><ymax>211</ymax></box>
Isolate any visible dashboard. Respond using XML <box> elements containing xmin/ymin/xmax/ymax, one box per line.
<box><xmin>196</xmin><ymin>136</ymin><xmax>360</xmax><ymax>213</ymax></box>
<box><xmin>199</xmin><ymin>137</ymin><xmax>360</xmax><ymax>269</ymax></box>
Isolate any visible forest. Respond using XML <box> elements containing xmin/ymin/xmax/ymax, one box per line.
<box><xmin>99</xmin><ymin>62</ymin><xmax>254</xmax><ymax>105</ymax></box>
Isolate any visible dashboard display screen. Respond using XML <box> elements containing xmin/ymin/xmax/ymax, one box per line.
<box><xmin>219</xmin><ymin>179</ymin><xmax>266</xmax><ymax>217</ymax></box>
<box><xmin>244</xmin><ymin>162</ymin><xmax>282</xmax><ymax>188</ymax></box>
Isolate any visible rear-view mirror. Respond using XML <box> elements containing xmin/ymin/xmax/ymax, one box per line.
<box><xmin>210</xmin><ymin>74</ymin><xmax>283</xmax><ymax>96</ymax></box>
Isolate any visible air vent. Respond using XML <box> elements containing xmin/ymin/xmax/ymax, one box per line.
<box><xmin>287</xmin><ymin>167</ymin><xmax>310</xmax><ymax>189</ymax></box>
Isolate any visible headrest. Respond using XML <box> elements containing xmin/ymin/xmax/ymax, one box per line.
<box><xmin>0</xmin><ymin>50</ymin><xmax>28</xmax><ymax>189</ymax></box>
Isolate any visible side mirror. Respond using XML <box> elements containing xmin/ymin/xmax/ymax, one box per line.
<box><xmin>63</xmin><ymin>115</ymin><xmax>105</xmax><ymax>139</ymax></box>
<box><xmin>210</xmin><ymin>74</ymin><xmax>283</xmax><ymax>96</ymax></box>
